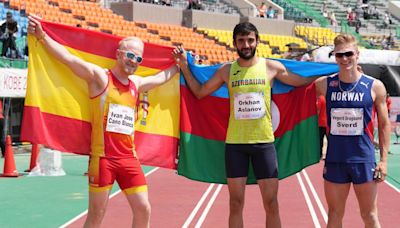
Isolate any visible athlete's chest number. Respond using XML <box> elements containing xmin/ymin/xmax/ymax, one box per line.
<box><xmin>234</xmin><ymin>92</ymin><xmax>266</xmax><ymax>120</ymax></box>
<box><xmin>106</xmin><ymin>103</ymin><xmax>135</xmax><ymax>135</ymax></box>
<box><xmin>330</xmin><ymin>108</ymin><xmax>364</xmax><ymax>136</ymax></box>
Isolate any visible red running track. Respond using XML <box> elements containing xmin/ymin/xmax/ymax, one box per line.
<box><xmin>66</xmin><ymin>162</ymin><xmax>400</xmax><ymax>227</ymax></box>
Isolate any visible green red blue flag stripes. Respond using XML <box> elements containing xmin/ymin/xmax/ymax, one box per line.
<box><xmin>178</xmin><ymin>54</ymin><xmax>339</xmax><ymax>184</ymax></box>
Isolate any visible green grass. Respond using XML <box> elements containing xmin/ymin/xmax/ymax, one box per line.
<box><xmin>386</xmin><ymin>136</ymin><xmax>400</xmax><ymax>189</ymax></box>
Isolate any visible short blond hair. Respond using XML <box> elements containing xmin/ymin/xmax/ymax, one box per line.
<box><xmin>334</xmin><ymin>34</ymin><xmax>358</xmax><ymax>48</ymax></box>
<box><xmin>118</xmin><ymin>36</ymin><xmax>144</xmax><ymax>50</ymax></box>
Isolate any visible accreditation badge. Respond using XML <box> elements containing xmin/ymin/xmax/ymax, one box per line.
<box><xmin>330</xmin><ymin>108</ymin><xmax>363</xmax><ymax>135</ymax></box>
<box><xmin>106</xmin><ymin>103</ymin><xmax>135</xmax><ymax>135</ymax></box>
<box><xmin>234</xmin><ymin>92</ymin><xmax>266</xmax><ymax>120</ymax></box>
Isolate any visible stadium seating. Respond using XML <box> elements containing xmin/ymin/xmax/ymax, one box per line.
<box><xmin>300</xmin><ymin>0</ymin><xmax>399</xmax><ymax>33</ymax></box>
<box><xmin>271</xmin><ymin>0</ymin><xmax>329</xmax><ymax>27</ymax></box>
<box><xmin>10</xmin><ymin>0</ymin><xmax>242</xmax><ymax>64</ymax></box>
<box><xmin>2</xmin><ymin>0</ymin><xmax>399</xmax><ymax>66</ymax></box>
<box><xmin>295</xmin><ymin>25</ymin><xmax>337</xmax><ymax>46</ymax></box>
<box><xmin>198</xmin><ymin>27</ymin><xmax>309</xmax><ymax>59</ymax></box>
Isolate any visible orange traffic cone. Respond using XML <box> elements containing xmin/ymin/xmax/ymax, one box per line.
<box><xmin>1</xmin><ymin>135</ymin><xmax>19</xmax><ymax>177</ymax></box>
<box><xmin>25</xmin><ymin>143</ymin><xmax>39</xmax><ymax>172</ymax></box>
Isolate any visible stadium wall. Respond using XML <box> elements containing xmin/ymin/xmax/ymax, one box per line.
<box><xmin>111</xmin><ymin>2</ymin><xmax>183</xmax><ymax>25</ymax></box>
<box><xmin>227</xmin><ymin>0</ymin><xmax>258</xmax><ymax>17</ymax></box>
<box><xmin>184</xmin><ymin>10</ymin><xmax>241</xmax><ymax>31</ymax></box>
<box><xmin>248</xmin><ymin>17</ymin><xmax>294</xmax><ymax>35</ymax></box>
<box><xmin>389</xmin><ymin>1</ymin><xmax>400</xmax><ymax>19</ymax></box>
<box><xmin>248</xmin><ymin>0</ymin><xmax>284</xmax><ymax>19</ymax></box>
<box><xmin>110</xmin><ymin>2</ymin><xmax>294</xmax><ymax>35</ymax></box>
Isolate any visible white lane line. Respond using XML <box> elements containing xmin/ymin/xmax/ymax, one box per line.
<box><xmin>194</xmin><ymin>184</ymin><xmax>223</xmax><ymax>228</ymax></box>
<box><xmin>384</xmin><ymin>180</ymin><xmax>400</xmax><ymax>193</ymax></box>
<box><xmin>60</xmin><ymin>210</ymin><xmax>88</xmax><ymax>228</ymax></box>
<box><xmin>182</xmin><ymin>184</ymin><xmax>216</xmax><ymax>228</ymax></box>
<box><xmin>296</xmin><ymin>173</ymin><xmax>321</xmax><ymax>228</ymax></box>
<box><xmin>144</xmin><ymin>167</ymin><xmax>160</xmax><ymax>177</ymax></box>
<box><xmin>302</xmin><ymin>170</ymin><xmax>328</xmax><ymax>223</ymax></box>
<box><xmin>60</xmin><ymin>167</ymin><xmax>159</xmax><ymax>228</ymax></box>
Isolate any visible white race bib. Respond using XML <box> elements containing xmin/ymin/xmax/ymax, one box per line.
<box><xmin>330</xmin><ymin>108</ymin><xmax>363</xmax><ymax>135</ymax></box>
<box><xmin>234</xmin><ymin>92</ymin><xmax>266</xmax><ymax>120</ymax></box>
<box><xmin>106</xmin><ymin>103</ymin><xmax>135</xmax><ymax>135</ymax></box>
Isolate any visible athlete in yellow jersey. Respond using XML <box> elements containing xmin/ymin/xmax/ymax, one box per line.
<box><xmin>174</xmin><ymin>22</ymin><xmax>316</xmax><ymax>228</ymax></box>
<box><xmin>226</xmin><ymin>58</ymin><xmax>274</xmax><ymax>144</ymax></box>
<box><xmin>28</xmin><ymin>15</ymin><xmax>179</xmax><ymax>228</ymax></box>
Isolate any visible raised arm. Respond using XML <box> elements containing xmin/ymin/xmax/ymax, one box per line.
<box><xmin>267</xmin><ymin>59</ymin><xmax>317</xmax><ymax>87</ymax></box>
<box><xmin>28</xmin><ymin>15</ymin><xmax>105</xmax><ymax>89</ymax></box>
<box><xmin>130</xmin><ymin>65</ymin><xmax>179</xmax><ymax>93</ymax></box>
<box><xmin>373</xmin><ymin>79</ymin><xmax>391</xmax><ymax>181</ymax></box>
<box><xmin>172</xmin><ymin>47</ymin><xmax>227</xmax><ymax>99</ymax></box>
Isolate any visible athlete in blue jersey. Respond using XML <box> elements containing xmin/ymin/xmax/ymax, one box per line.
<box><xmin>315</xmin><ymin>34</ymin><xmax>391</xmax><ymax>228</ymax></box>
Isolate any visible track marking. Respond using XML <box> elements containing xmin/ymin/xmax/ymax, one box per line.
<box><xmin>195</xmin><ymin>184</ymin><xmax>223</xmax><ymax>228</ymax></box>
<box><xmin>59</xmin><ymin>167</ymin><xmax>159</xmax><ymax>228</ymax></box>
<box><xmin>384</xmin><ymin>180</ymin><xmax>400</xmax><ymax>193</ymax></box>
<box><xmin>302</xmin><ymin>170</ymin><xmax>328</xmax><ymax>223</ymax></box>
<box><xmin>296</xmin><ymin>173</ymin><xmax>321</xmax><ymax>228</ymax></box>
<box><xmin>182</xmin><ymin>184</ymin><xmax>216</xmax><ymax>228</ymax></box>
<box><xmin>144</xmin><ymin>167</ymin><xmax>160</xmax><ymax>177</ymax></box>
<box><xmin>60</xmin><ymin>210</ymin><xmax>88</xmax><ymax>228</ymax></box>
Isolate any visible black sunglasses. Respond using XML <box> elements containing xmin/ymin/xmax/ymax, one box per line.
<box><xmin>334</xmin><ymin>51</ymin><xmax>355</xmax><ymax>58</ymax></box>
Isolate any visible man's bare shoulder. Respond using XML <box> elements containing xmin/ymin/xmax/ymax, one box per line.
<box><xmin>315</xmin><ymin>75</ymin><xmax>328</xmax><ymax>84</ymax></box>
<box><xmin>265</xmin><ymin>58</ymin><xmax>282</xmax><ymax>68</ymax></box>
<box><xmin>86</xmin><ymin>65</ymin><xmax>109</xmax><ymax>82</ymax></box>
<box><xmin>371</xmin><ymin>77</ymin><xmax>387</xmax><ymax>96</ymax></box>
<box><xmin>216</xmin><ymin>62</ymin><xmax>232</xmax><ymax>82</ymax></box>
<box><xmin>220</xmin><ymin>62</ymin><xmax>232</xmax><ymax>71</ymax></box>
<box><xmin>371</xmin><ymin>77</ymin><xmax>384</xmax><ymax>89</ymax></box>
<box><xmin>314</xmin><ymin>76</ymin><xmax>329</xmax><ymax>96</ymax></box>
<box><xmin>128</xmin><ymin>74</ymin><xmax>139</xmax><ymax>80</ymax></box>
<box><xmin>128</xmin><ymin>74</ymin><xmax>141</xmax><ymax>85</ymax></box>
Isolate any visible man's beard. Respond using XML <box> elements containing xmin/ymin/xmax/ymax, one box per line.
<box><xmin>237</xmin><ymin>47</ymin><xmax>256</xmax><ymax>60</ymax></box>
<box><xmin>123</xmin><ymin>64</ymin><xmax>137</xmax><ymax>75</ymax></box>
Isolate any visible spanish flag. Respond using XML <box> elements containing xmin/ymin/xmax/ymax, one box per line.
<box><xmin>21</xmin><ymin>21</ymin><xmax>180</xmax><ymax>169</ymax></box>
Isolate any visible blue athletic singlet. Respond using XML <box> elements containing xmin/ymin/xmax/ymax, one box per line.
<box><xmin>325</xmin><ymin>74</ymin><xmax>375</xmax><ymax>163</ymax></box>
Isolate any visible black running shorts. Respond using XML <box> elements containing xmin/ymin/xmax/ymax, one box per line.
<box><xmin>225</xmin><ymin>143</ymin><xmax>278</xmax><ymax>179</ymax></box>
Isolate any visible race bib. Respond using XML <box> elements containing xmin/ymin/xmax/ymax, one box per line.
<box><xmin>106</xmin><ymin>103</ymin><xmax>135</xmax><ymax>135</ymax></box>
<box><xmin>234</xmin><ymin>92</ymin><xmax>266</xmax><ymax>120</ymax></box>
<box><xmin>330</xmin><ymin>108</ymin><xmax>363</xmax><ymax>135</ymax></box>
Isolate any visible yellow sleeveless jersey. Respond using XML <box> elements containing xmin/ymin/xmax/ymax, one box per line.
<box><xmin>226</xmin><ymin>59</ymin><xmax>274</xmax><ymax>144</ymax></box>
<box><xmin>90</xmin><ymin>70</ymin><xmax>138</xmax><ymax>158</ymax></box>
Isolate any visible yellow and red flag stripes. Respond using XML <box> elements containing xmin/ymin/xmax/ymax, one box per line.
<box><xmin>21</xmin><ymin>21</ymin><xmax>180</xmax><ymax>169</ymax></box>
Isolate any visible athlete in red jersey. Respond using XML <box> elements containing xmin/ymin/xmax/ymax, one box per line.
<box><xmin>28</xmin><ymin>15</ymin><xmax>179</xmax><ymax>228</ymax></box>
